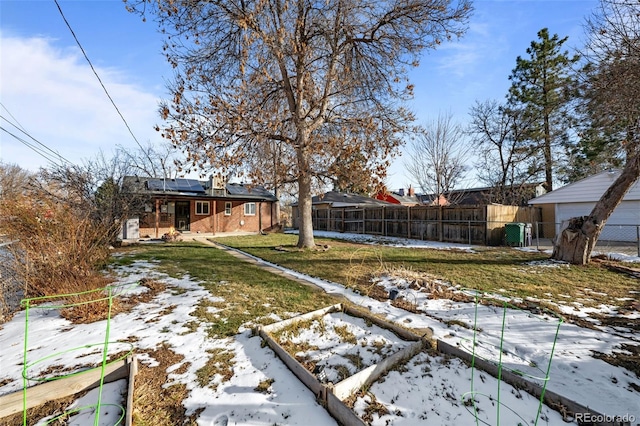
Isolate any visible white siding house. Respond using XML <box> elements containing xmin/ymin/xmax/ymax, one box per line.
<box><xmin>528</xmin><ymin>170</ymin><xmax>640</xmax><ymax>241</ymax></box>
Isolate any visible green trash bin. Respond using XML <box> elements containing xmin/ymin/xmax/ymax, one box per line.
<box><xmin>505</xmin><ymin>222</ymin><xmax>525</xmax><ymax>246</ymax></box>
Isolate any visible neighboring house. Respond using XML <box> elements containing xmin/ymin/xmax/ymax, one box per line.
<box><xmin>375</xmin><ymin>186</ymin><xmax>421</xmax><ymax>206</ymax></box>
<box><xmin>291</xmin><ymin>191</ymin><xmax>393</xmax><ymax>228</ymax></box>
<box><xmin>122</xmin><ymin>176</ymin><xmax>278</xmax><ymax>239</ymax></box>
<box><xmin>418</xmin><ymin>183</ymin><xmax>547</xmax><ymax>206</ymax></box>
<box><xmin>528</xmin><ymin>169</ymin><xmax>640</xmax><ymax>241</ymax></box>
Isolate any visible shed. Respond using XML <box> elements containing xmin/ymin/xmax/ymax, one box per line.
<box><xmin>528</xmin><ymin>170</ymin><xmax>640</xmax><ymax>241</ymax></box>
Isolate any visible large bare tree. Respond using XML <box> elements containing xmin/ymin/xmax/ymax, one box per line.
<box><xmin>0</xmin><ymin>162</ymin><xmax>33</xmax><ymax>200</ymax></box>
<box><xmin>468</xmin><ymin>100</ymin><xmax>540</xmax><ymax>204</ymax></box>
<box><xmin>126</xmin><ymin>0</ymin><xmax>472</xmax><ymax>248</ymax></box>
<box><xmin>405</xmin><ymin>113</ymin><xmax>469</xmax><ymax>205</ymax></box>
<box><xmin>552</xmin><ymin>0</ymin><xmax>640</xmax><ymax>264</ymax></box>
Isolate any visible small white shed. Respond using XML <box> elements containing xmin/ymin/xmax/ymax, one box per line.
<box><xmin>528</xmin><ymin>170</ymin><xmax>640</xmax><ymax>241</ymax></box>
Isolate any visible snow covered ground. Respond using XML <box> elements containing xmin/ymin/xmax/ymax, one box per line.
<box><xmin>0</xmin><ymin>231</ymin><xmax>638</xmax><ymax>425</ymax></box>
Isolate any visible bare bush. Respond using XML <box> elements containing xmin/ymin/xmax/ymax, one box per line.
<box><xmin>0</xmin><ymin>191</ymin><xmax>114</xmax><ymax>299</ymax></box>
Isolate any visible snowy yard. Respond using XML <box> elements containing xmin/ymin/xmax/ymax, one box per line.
<box><xmin>0</xmin><ymin>231</ymin><xmax>638</xmax><ymax>425</ymax></box>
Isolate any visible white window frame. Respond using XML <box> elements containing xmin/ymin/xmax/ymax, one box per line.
<box><xmin>195</xmin><ymin>201</ymin><xmax>210</xmax><ymax>215</ymax></box>
<box><xmin>224</xmin><ymin>202</ymin><xmax>232</xmax><ymax>216</ymax></box>
<box><xmin>244</xmin><ymin>202</ymin><xmax>256</xmax><ymax>216</ymax></box>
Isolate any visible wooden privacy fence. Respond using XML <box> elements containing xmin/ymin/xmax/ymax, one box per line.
<box><xmin>311</xmin><ymin>205</ymin><xmax>542</xmax><ymax>246</ymax></box>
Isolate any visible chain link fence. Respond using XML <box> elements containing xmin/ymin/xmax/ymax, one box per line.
<box><xmin>531</xmin><ymin>222</ymin><xmax>640</xmax><ymax>257</ymax></box>
<box><xmin>0</xmin><ymin>240</ymin><xmax>23</xmax><ymax>323</ymax></box>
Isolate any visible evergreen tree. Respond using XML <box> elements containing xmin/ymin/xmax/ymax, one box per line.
<box><xmin>507</xmin><ymin>28</ymin><xmax>579</xmax><ymax>191</ymax></box>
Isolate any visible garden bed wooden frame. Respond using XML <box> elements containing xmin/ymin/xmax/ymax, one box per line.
<box><xmin>0</xmin><ymin>355</ymin><xmax>138</xmax><ymax>425</ymax></box>
<box><xmin>255</xmin><ymin>303</ymin><xmax>429</xmax><ymax>426</ymax></box>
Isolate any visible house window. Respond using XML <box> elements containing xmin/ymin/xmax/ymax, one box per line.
<box><xmin>244</xmin><ymin>202</ymin><xmax>256</xmax><ymax>216</ymax></box>
<box><xmin>224</xmin><ymin>202</ymin><xmax>232</xmax><ymax>216</ymax></box>
<box><xmin>195</xmin><ymin>201</ymin><xmax>210</xmax><ymax>215</ymax></box>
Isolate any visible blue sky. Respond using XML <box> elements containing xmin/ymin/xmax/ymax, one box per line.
<box><xmin>0</xmin><ymin>0</ymin><xmax>596</xmax><ymax>191</ymax></box>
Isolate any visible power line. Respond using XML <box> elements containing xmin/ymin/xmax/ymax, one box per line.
<box><xmin>0</xmin><ymin>102</ymin><xmax>28</xmax><ymax>135</ymax></box>
<box><xmin>0</xmin><ymin>126</ymin><xmax>66</xmax><ymax>168</ymax></box>
<box><xmin>0</xmin><ymin>113</ymin><xmax>73</xmax><ymax>166</ymax></box>
<box><xmin>53</xmin><ymin>0</ymin><xmax>145</xmax><ymax>152</ymax></box>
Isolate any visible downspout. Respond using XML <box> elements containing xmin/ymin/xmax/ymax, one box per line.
<box><xmin>155</xmin><ymin>198</ymin><xmax>160</xmax><ymax>239</ymax></box>
<box><xmin>259</xmin><ymin>201</ymin><xmax>265</xmax><ymax>235</ymax></box>
<box><xmin>213</xmin><ymin>200</ymin><xmax>217</xmax><ymax>235</ymax></box>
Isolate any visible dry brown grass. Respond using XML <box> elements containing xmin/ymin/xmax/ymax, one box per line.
<box><xmin>57</xmin><ymin>278</ymin><xmax>166</xmax><ymax>324</ymax></box>
<box><xmin>132</xmin><ymin>343</ymin><xmax>199</xmax><ymax>426</ymax></box>
<box><xmin>343</xmin><ymin>389</ymin><xmax>390</xmax><ymax>424</ymax></box>
<box><xmin>254</xmin><ymin>378</ymin><xmax>275</xmax><ymax>394</ymax></box>
<box><xmin>195</xmin><ymin>348</ymin><xmax>236</xmax><ymax>391</ymax></box>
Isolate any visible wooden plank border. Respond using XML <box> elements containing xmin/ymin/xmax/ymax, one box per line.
<box><xmin>0</xmin><ymin>355</ymin><xmax>137</xmax><ymax>423</ymax></box>
<box><xmin>255</xmin><ymin>304</ymin><xmax>430</xmax><ymax>426</ymax></box>
<box><xmin>332</xmin><ymin>340</ymin><xmax>425</xmax><ymax>401</ymax></box>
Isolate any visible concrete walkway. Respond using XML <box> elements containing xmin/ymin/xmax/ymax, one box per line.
<box><xmin>191</xmin><ymin>236</ymin><xmax>349</xmax><ymax>301</ymax></box>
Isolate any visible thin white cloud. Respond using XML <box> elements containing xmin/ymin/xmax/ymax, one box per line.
<box><xmin>0</xmin><ymin>32</ymin><xmax>162</xmax><ymax>171</ymax></box>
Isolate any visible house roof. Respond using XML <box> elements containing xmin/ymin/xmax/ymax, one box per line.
<box><xmin>378</xmin><ymin>191</ymin><xmax>421</xmax><ymax>206</ymax></box>
<box><xmin>528</xmin><ymin>170</ymin><xmax>640</xmax><ymax>204</ymax></box>
<box><xmin>293</xmin><ymin>191</ymin><xmax>392</xmax><ymax>208</ymax></box>
<box><xmin>122</xmin><ymin>176</ymin><xmax>278</xmax><ymax>201</ymax></box>
<box><xmin>418</xmin><ymin>182</ymin><xmax>546</xmax><ymax>206</ymax></box>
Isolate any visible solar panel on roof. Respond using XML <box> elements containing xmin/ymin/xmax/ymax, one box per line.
<box><xmin>226</xmin><ymin>185</ymin><xmax>249</xmax><ymax>195</ymax></box>
<box><xmin>147</xmin><ymin>178</ymin><xmax>205</xmax><ymax>193</ymax></box>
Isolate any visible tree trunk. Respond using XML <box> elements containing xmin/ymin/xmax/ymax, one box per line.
<box><xmin>551</xmin><ymin>217</ymin><xmax>593</xmax><ymax>265</ymax></box>
<box><xmin>543</xmin><ymin>114</ymin><xmax>553</xmax><ymax>192</ymax></box>
<box><xmin>297</xmin><ymin>173</ymin><xmax>315</xmax><ymax>248</ymax></box>
<box><xmin>552</xmin><ymin>150</ymin><xmax>640</xmax><ymax>265</ymax></box>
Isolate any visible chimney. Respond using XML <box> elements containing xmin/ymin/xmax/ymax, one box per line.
<box><xmin>398</xmin><ymin>188</ymin><xmax>405</xmax><ymax>196</ymax></box>
<box><xmin>210</xmin><ymin>174</ymin><xmax>225</xmax><ymax>189</ymax></box>
<box><xmin>408</xmin><ymin>186</ymin><xmax>415</xmax><ymax>196</ymax></box>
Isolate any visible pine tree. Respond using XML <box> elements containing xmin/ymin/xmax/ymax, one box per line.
<box><xmin>507</xmin><ymin>28</ymin><xmax>579</xmax><ymax>192</ymax></box>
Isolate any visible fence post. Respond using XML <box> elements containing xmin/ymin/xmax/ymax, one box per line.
<box><xmin>438</xmin><ymin>205</ymin><xmax>443</xmax><ymax>242</ymax></box>
<box><xmin>382</xmin><ymin>207</ymin><xmax>386</xmax><ymax>236</ymax></box>
<box><xmin>637</xmin><ymin>225</ymin><xmax>640</xmax><ymax>257</ymax></box>
<box><xmin>407</xmin><ymin>206</ymin><xmax>411</xmax><ymax>239</ymax></box>
<box><xmin>468</xmin><ymin>221</ymin><xmax>471</xmax><ymax>245</ymax></box>
<box><xmin>536</xmin><ymin>222</ymin><xmax>540</xmax><ymax>251</ymax></box>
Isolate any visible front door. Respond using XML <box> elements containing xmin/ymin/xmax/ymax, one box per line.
<box><xmin>175</xmin><ymin>201</ymin><xmax>190</xmax><ymax>232</ymax></box>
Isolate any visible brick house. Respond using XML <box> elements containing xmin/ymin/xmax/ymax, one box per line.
<box><xmin>122</xmin><ymin>176</ymin><xmax>278</xmax><ymax>239</ymax></box>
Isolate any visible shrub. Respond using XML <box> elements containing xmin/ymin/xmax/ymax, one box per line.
<box><xmin>0</xmin><ymin>193</ymin><xmax>114</xmax><ymax>299</ymax></box>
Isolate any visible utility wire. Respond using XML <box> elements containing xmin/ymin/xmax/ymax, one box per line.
<box><xmin>0</xmin><ymin>114</ymin><xmax>73</xmax><ymax>166</ymax></box>
<box><xmin>0</xmin><ymin>102</ymin><xmax>28</xmax><ymax>135</ymax></box>
<box><xmin>0</xmin><ymin>126</ymin><xmax>66</xmax><ymax>167</ymax></box>
<box><xmin>53</xmin><ymin>0</ymin><xmax>145</xmax><ymax>152</ymax></box>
